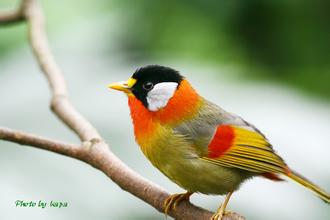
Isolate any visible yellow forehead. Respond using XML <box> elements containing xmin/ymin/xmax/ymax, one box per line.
<box><xmin>127</xmin><ymin>78</ymin><xmax>137</xmax><ymax>88</ymax></box>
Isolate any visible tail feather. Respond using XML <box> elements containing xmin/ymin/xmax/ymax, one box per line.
<box><xmin>286</xmin><ymin>170</ymin><xmax>330</xmax><ymax>204</ymax></box>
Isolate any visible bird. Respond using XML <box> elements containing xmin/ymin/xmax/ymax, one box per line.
<box><xmin>108</xmin><ymin>65</ymin><xmax>330</xmax><ymax>219</ymax></box>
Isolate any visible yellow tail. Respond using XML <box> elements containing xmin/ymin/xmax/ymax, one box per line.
<box><xmin>286</xmin><ymin>170</ymin><xmax>330</xmax><ymax>203</ymax></box>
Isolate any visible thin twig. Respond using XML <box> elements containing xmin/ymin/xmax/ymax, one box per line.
<box><xmin>0</xmin><ymin>127</ymin><xmax>81</xmax><ymax>157</ymax></box>
<box><xmin>0</xmin><ymin>11</ymin><xmax>23</xmax><ymax>24</ymax></box>
<box><xmin>0</xmin><ymin>2</ymin><xmax>24</xmax><ymax>25</ymax></box>
<box><xmin>0</xmin><ymin>1</ymin><xmax>244</xmax><ymax>219</ymax></box>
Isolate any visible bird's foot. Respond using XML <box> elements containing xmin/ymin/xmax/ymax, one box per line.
<box><xmin>163</xmin><ymin>191</ymin><xmax>193</xmax><ymax>216</ymax></box>
<box><xmin>211</xmin><ymin>191</ymin><xmax>234</xmax><ymax>220</ymax></box>
<box><xmin>211</xmin><ymin>210</ymin><xmax>234</xmax><ymax>220</ymax></box>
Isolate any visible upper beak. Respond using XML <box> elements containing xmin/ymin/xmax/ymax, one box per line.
<box><xmin>108</xmin><ymin>78</ymin><xmax>137</xmax><ymax>93</ymax></box>
<box><xmin>108</xmin><ymin>81</ymin><xmax>130</xmax><ymax>93</ymax></box>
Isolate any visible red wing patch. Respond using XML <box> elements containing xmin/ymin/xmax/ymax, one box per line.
<box><xmin>208</xmin><ymin>125</ymin><xmax>235</xmax><ymax>158</ymax></box>
<box><xmin>203</xmin><ymin>125</ymin><xmax>289</xmax><ymax>180</ymax></box>
<box><xmin>261</xmin><ymin>172</ymin><xmax>284</xmax><ymax>181</ymax></box>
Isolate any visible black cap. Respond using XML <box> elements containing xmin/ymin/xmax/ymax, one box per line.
<box><xmin>130</xmin><ymin>65</ymin><xmax>184</xmax><ymax>108</ymax></box>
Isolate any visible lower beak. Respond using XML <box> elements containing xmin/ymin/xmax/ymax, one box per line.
<box><xmin>108</xmin><ymin>81</ymin><xmax>131</xmax><ymax>93</ymax></box>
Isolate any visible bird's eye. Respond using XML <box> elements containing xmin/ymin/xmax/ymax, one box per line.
<box><xmin>143</xmin><ymin>82</ymin><xmax>154</xmax><ymax>91</ymax></box>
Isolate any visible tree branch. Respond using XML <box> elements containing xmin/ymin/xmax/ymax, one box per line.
<box><xmin>0</xmin><ymin>1</ymin><xmax>244</xmax><ymax>219</ymax></box>
<box><xmin>0</xmin><ymin>11</ymin><xmax>23</xmax><ymax>24</ymax></box>
<box><xmin>0</xmin><ymin>3</ymin><xmax>24</xmax><ymax>25</ymax></box>
<box><xmin>23</xmin><ymin>0</ymin><xmax>99</xmax><ymax>141</ymax></box>
<box><xmin>0</xmin><ymin>127</ymin><xmax>81</xmax><ymax>158</ymax></box>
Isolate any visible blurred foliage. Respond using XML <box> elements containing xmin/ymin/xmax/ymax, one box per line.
<box><xmin>0</xmin><ymin>0</ymin><xmax>110</xmax><ymax>57</ymax></box>
<box><xmin>0</xmin><ymin>0</ymin><xmax>25</xmax><ymax>57</ymax></box>
<box><xmin>0</xmin><ymin>24</ymin><xmax>25</xmax><ymax>57</ymax></box>
<box><xmin>1</xmin><ymin>0</ymin><xmax>329</xmax><ymax>99</ymax></box>
<box><xmin>113</xmin><ymin>0</ymin><xmax>330</xmax><ymax>99</ymax></box>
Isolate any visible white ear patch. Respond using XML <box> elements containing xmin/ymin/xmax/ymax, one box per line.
<box><xmin>146</xmin><ymin>82</ymin><xmax>178</xmax><ymax>112</ymax></box>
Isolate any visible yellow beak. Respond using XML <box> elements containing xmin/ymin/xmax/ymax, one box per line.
<box><xmin>108</xmin><ymin>78</ymin><xmax>137</xmax><ymax>93</ymax></box>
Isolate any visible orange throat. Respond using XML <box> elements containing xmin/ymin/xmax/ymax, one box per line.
<box><xmin>128</xmin><ymin>80</ymin><xmax>202</xmax><ymax>144</ymax></box>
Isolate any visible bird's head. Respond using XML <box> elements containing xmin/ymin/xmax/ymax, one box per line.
<box><xmin>108</xmin><ymin>65</ymin><xmax>189</xmax><ymax>112</ymax></box>
<box><xmin>108</xmin><ymin>65</ymin><xmax>202</xmax><ymax>139</ymax></box>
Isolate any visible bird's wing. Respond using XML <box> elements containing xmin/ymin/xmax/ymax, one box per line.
<box><xmin>200</xmin><ymin>125</ymin><xmax>289</xmax><ymax>174</ymax></box>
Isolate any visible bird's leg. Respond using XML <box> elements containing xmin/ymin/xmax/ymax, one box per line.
<box><xmin>163</xmin><ymin>191</ymin><xmax>193</xmax><ymax>216</ymax></box>
<box><xmin>211</xmin><ymin>191</ymin><xmax>234</xmax><ymax>220</ymax></box>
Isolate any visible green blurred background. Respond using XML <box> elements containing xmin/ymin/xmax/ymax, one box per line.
<box><xmin>2</xmin><ymin>0</ymin><xmax>330</xmax><ymax>99</ymax></box>
<box><xmin>115</xmin><ymin>0</ymin><xmax>330</xmax><ymax>100</ymax></box>
<box><xmin>1</xmin><ymin>0</ymin><xmax>329</xmax><ymax>220</ymax></box>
